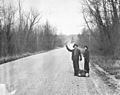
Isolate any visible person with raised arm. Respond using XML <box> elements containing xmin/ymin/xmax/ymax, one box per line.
<box><xmin>66</xmin><ymin>43</ymin><xmax>82</xmax><ymax>76</ymax></box>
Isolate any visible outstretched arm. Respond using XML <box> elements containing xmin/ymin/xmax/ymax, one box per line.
<box><xmin>66</xmin><ymin>45</ymin><xmax>73</xmax><ymax>52</ymax></box>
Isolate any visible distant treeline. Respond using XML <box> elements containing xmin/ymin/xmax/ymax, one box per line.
<box><xmin>0</xmin><ymin>0</ymin><xmax>63</xmax><ymax>57</ymax></box>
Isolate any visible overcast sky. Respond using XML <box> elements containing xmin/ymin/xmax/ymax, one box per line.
<box><xmin>15</xmin><ymin>0</ymin><xmax>85</xmax><ymax>35</ymax></box>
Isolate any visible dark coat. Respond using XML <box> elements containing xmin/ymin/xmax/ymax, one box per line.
<box><xmin>66</xmin><ymin>45</ymin><xmax>82</xmax><ymax>61</ymax></box>
<box><xmin>83</xmin><ymin>49</ymin><xmax>89</xmax><ymax>62</ymax></box>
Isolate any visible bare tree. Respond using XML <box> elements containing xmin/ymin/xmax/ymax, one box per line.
<box><xmin>0</xmin><ymin>0</ymin><xmax>63</xmax><ymax>57</ymax></box>
<box><xmin>82</xmin><ymin>0</ymin><xmax>120</xmax><ymax>56</ymax></box>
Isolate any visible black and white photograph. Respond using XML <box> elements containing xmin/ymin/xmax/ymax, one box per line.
<box><xmin>0</xmin><ymin>0</ymin><xmax>120</xmax><ymax>95</ymax></box>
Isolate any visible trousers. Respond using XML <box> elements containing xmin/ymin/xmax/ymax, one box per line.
<box><xmin>73</xmin><ymin>60</ymin><xmax>79</xmax><ymax>75</ymax></box>
<box><xmin>84</xmin><ymin>58</ymin><xmax>89</xmax><ymax>73</ymax></box>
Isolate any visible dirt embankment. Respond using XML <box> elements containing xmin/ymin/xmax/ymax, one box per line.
<box><xmin>91</xmin><ymin>56</ymin><xmax>120</xmax><ymax>95</ymax></box>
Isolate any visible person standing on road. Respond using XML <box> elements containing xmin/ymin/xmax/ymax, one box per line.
<box><xmin>83</xmin><ymin>46</ymin><xmax>90</xmax><ymax>77</ymax></box>
<box><xmin>66</xmin><ymin>43</ymin><xmax>82</xmax><ymax>76</ymax></box>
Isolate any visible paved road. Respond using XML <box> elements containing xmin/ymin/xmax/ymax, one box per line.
<box><xmin>0</xmin><ymin>48</ymin><xmax>111</xmax><ymax>95</ymax></box>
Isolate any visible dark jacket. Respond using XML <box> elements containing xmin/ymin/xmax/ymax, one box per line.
<box><xmin>83</xmin><ymin>49</ymin><xmax>89</xmax><ymax>62</ymax></box>
<box><xmin>66</xmin><ymin>45</ymin><xmax>82</xmax><ymax>61</ymax></box>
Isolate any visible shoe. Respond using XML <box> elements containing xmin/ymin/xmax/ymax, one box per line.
<box><xmin>78</xmin><ymin>73</ymin><xmax>81</xmax><ymax>77</ymax></box>
<box><xmin>85</xmin><ymin>73</ymin><xmax>89</xmax><ymax>77</ymax></box>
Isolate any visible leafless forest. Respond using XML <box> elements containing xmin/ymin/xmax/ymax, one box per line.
<box><xmin>77</xmin><ymin>0</ymin><xmax>120</xmax><ymax>91</ymax></box>
<box><xmin>1</xmin><ymin>0</ymin><xmax>120</xmax><ymax>58</ymax></box>
<box><xmin>78</xmin><ymin>0</ymin><xmax>120</xmax><ymax>57</ymax></box>
<box><xmin>0</xmin><ymin>0</ymin><xmax>120</xmax><ymax>95</ymax></box>
<box><xmin>0</xmin><ymin>0</ymin><xmax>64</xmax><ymax>58</ymax></box>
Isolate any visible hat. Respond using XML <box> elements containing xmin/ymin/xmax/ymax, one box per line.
<box><xmin>73</xmin><ymin>44</ymin><xmax>78</xmax><ymax>48</ymax></box>
<box><xmin>84</xmin><ymin>45</ymin><xmax>88</xmax><ymax>49</ymax></box>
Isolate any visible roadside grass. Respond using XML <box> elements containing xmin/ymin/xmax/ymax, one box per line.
<box><xmin>0</xmin><ymin>51</ymin><xmax>47</xmax><ymax>65</ymax></box>
<box><xmin>91</xmin><ymin>56</ymin><xmax>120</xmax><ymax>94</ymax></box>
<box><xmin>0</xmin><ymin>50</ymin><xmax>49</xmax><ymax>65</ymax></box>
<box><xmin>0</xmin><ymin>53</ymin><xmax>31</xmax><ymax>65</ymax></box>
<box><xmin>0</xmin><ymin>47</ymin><xmax>62</xmax><ymax>65</ymax></box>
<box><xmin>91</xmin><ymin>56</ymin><xmax>120</xmax><ymax>77</ymax></box>
<box><xmin>91</xmin><ymin>64</ymin><xmax>118</xmax><ymax>95</ymax></box>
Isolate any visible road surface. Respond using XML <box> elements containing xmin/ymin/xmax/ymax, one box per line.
<box><xmin>0</xmin><ymin>48</ymin><xmax>111</xmax><ymax>95</ymax></box>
